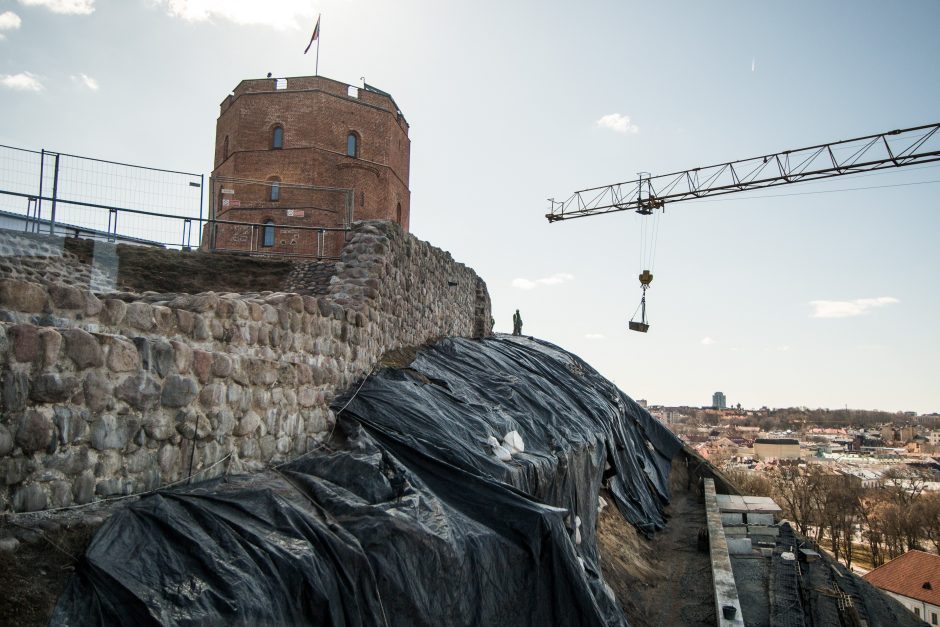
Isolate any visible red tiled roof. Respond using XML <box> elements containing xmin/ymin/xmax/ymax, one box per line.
<box><xmin>863</xmin><ymin>550</ymin><xmax>940</xmax><ymax>606</ymax></box>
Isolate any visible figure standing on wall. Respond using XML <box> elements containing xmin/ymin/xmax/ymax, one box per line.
<box><xmin>512</xmin><ymin>309</ymin><xmax>523</xmax><ymax>336</ymax></box>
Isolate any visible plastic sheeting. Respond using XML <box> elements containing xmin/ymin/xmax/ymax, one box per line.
<box><xmin>53</xmin><ymin>336</ymin><xmax>683</xmax><ymax>626</ymax></box>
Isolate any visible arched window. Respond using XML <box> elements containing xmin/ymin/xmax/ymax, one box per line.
<box><xmin>222</xmin><ymin>136</ymin><xmax>229</xmax><ymax>161</ymax></box>
<box><xmin>272</xmin><ymin>125</ymin><xmax>284</xmax><ymax>149</ymax></box>
<box><xmin>346</xmin><ymin>132</ymin><xmax>358</xmax><ymax>158</ymax></box>
<box><xmin>270</xmin><ymin>181</ymin><xmax>280</xmax><ymax>202</ymax></box>
<box><xmin>262</xmin><ymin>220</ymin><xmax>275</xmax><ymax>247</ymax></box>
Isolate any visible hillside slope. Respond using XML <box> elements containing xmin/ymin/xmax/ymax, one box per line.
<box><xmin>53</xmin><ymin>335</ymin><xmax>681</xmax><ymax>625</ymax></box>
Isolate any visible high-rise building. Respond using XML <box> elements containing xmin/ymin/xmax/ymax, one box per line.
<box><xmin>712</xmin><ymin>391</ymin><xmax>727</xmax><ymax>410</ymax></box>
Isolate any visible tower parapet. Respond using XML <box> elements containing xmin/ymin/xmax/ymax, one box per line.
<box><xmin>209</xmin><ymin>75</ymin><xmax>410</xmax><ymax>257</ymax></box>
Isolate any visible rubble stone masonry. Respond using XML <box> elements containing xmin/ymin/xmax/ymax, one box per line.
<box><xmin>0</xmin><ymin>221</ymin><xmax>490</xmax><ymax>512</ymax></box>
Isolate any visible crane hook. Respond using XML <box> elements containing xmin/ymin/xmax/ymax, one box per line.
<box><xmin>629</xmin><ymin>270</ymin><xmax>653</xmax><ymax>333</ymax></box>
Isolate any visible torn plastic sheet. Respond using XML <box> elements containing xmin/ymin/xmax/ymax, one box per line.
<box><xmin>53</xmin><ymin>335</ymin><xmax>682</xmax><ymax>626</ymax></box>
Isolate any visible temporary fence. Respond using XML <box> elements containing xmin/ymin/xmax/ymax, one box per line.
<box><xmin>0</xmin><ymin>144</ymin><xmax>204</xmax><ymax>247</ymax></box>
<box><xmin>0</xmin><ymin>145</ymin><xmax>352</xmax><ymax>259</ymax></box>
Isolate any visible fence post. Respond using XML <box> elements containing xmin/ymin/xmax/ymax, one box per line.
<box><xmin>107</xmin><ymin>208</ymin><xmax>118</xmax><ymax>242</ymax></box>
<box><xmin>208</xmin><ymin>176</ymin><xmax>216</xmax><ymax>252</ymax></box>
<box><xmin>36</xmin><ymin>149</ymin><xmax>45</xmax><ymax>232</ymax></box>
<box><xmin>49</xmin><ymin>152</ymin><xmax>60</xmax><ymax>236</ymax></box>
<box><xmin>197</xmin><ymin>173</ymin><xmax>204</xmax><ymax>248</ymax></box>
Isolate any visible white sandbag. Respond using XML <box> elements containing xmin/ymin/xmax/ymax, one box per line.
<box><xmin>493</xmin><ymin>444</ymin><xmax>513</xmax><ymax>462</ymax></box>
<box><xmin>503</xmin><ymin>430</ymin><xmax>524</xmax><ymax>454</ymax></box>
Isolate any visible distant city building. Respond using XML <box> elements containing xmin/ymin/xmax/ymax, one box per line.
<box><xmin>915</xmin><ymin>414</ymin><xmax>940</xmax><ymax>426</ymax></box>
<box><xmin>712</xmin><ymin>391</ymin><xmax>727</xmax><ymax>410</ymax></box>
<box><xmin>753</xmin><ymin>438</ymin><xmax>800</xmax><ymax>461</ymax></box>
<box><xmin>863</xmin><ymin>550</ymin><xmax>940</xmax><ymax>624</ymax></box>
<box><xmin>636</xmin><ymin>399</ymin><xmax>648</xmax><ymax>408</ymax></box>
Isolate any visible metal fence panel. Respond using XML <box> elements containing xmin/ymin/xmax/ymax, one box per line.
<box><xmin>0</xmin><ymin>144</ymin><xmax>351</xmax><ymax>259</ymax></box>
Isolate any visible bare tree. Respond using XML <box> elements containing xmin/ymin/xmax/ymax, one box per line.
<box><xmin>768</xmin><ymin>465</ymin><xmax>822</xmax><ymax>537</ymax></box>
<box><xmin>911</xmin><ymin>490</ymin><xmax>940</xmax><ymax>554</ymax></box>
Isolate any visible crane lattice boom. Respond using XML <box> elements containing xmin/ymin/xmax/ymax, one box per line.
<box><xmin>546</xmin><ymin>122</ymin><xmax>940</xmax><ymax>222</ymax></box>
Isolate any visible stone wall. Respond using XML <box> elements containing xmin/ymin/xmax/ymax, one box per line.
<box><xmin>0</xmin><ymin>220</ymin><xmax>490</xmax><ymax>512</ymax></box>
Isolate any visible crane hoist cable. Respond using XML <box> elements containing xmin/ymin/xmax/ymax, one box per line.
<box><xmin>629</xmin><ymin>174</ymin><xmax>663</xmax><ymax>333</ymax></box>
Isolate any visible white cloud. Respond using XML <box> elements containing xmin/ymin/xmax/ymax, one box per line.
<box><xmin>0</xmin><ymin>11</ymin><xmax>23</xmax><ymax>33</ymax></box>
<box><xmin>71</xmin><ymin>73</ymin><xmax>98</xmax><ymax>91</ymax></box>
<box><xmin>17</xmin><ymin>0</ymin><xmax>95</xmax><ymax>15</ymax></box>
<box><xmin>777</xmin><ymin>345</ymin><xmax>791</xmax><ymax>352</ymax></box>
<box><xmin>511</xmin><ymin>272</ymin><xmax>574</xmax><ymax>290</ymax></box>
<box><xmin>585</xmin><ymin>333</ymin><xmax>606</xmax><ymax>340</ymax></box>
<box><xmin>1</xmin><ymin>72</ymin><xmax>43</xmax><ymax>92</ymax></box>
<box><xmin>701</xmin><ymin>337</ymin><xmax>715</xmax><ymax>345</ymax></box>
<box><xmin>153</xmin><ymin>0</ymin><xmax>315</xmax><ymax>29</ymax></box>
<box><xmin>596</xmin><ymin>113</ymin><xmax>639</xmax><ymax>134</ymax></box>
<box><xmin>809</xmin><ymin>297</ymin><xmax>899</xmax><ymax>319</ymax></box>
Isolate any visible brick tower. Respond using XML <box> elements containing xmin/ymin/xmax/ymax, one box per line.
<box><xmin>207</xmin><ymin>75</ymin><xmax>410</xmax><ymax>257</ymax></box>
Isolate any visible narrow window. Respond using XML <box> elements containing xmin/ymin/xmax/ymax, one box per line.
<box><xmin>396</xmin><ymin>202</ymin><xmax>402</xmax><ymax>223</ymax></box>
<box><xmin>223</xmin><ymin>136</ymin><xmax>229</xmax><ymax>160</ymax></box>
<box><xmin>270</xmin><ymin>181</ymin><xmax>280</xmax><ymax>202</ymax></box>
<box><xmin>360</xmin><ymin>192</ymin><xmax>365</xmax><ymax>207</ymax></box>
<box><xmin>272</xmin><ymin>126</ymin><xmax>283</xmax><ymax>149</ymax></box>
<box><xmin>347</xmin><ymin>132</ymin><xmax>358</xmax><ymax>157</ymax></box>
<box><xmin>262</xmin><ymin>220</ymin><xmax>275</xmax><ymax>247</ymax></box>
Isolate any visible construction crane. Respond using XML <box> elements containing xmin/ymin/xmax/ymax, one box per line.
<box><xmin>545</xmin><ymin>122</ymin><xmax>940</xmax><ymax>332</ymax></box>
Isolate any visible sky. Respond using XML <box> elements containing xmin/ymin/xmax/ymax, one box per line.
<box><xmin>1</xmin><ymin>0</ymin><xmax>939</xmax><ymax>413</ymax></box>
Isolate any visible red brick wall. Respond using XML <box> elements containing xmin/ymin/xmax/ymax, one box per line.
<box><xmin>211</xmin><ymin>76</ymin><xmax>410</xmax><ymax>255</ymax></box>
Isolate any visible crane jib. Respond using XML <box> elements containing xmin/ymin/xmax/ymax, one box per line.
<box><xmin>546</xmin><ymin>123</ymin><xmax>940</xmax><ymax>222</ymax></box>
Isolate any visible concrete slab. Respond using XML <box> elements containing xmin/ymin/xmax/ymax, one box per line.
<box><xmin>721</xmin><ymin>512</ymin><xmax>744</xmax><ymax>525</ymax></box>
<box><xmin>746</xmin><ymin>513</ymin><xmax>775</xmax><ymax>525</ymax></box>
<box><xmin>724</xmin><ymin>526</ymin><xmax>748</xmax><ymax>537</ymax></box>
<box><xmin>742</xmin><ymin>496</ymin><xmax>782</xmax><ymax>514</ymax></box>
<box><xmin>716</xmin><ymin>494</ymin><xmax>748</xmax><ymax>513</ymax></box>
<box><xmin>727</xmin><ymin>538</ymin><xmax>753</xmax><ymax>555</ymax></box>
<box><xmin>747</xmin><ymin>525</ymin><xmax>779</xmax><ymax>537</ymax></box>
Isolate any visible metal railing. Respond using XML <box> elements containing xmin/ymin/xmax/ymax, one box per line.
<box><xmin>0</xmin><ymin>144</ymin><xmax>204</xmax><ymax>244</ymax></box>
<box><xmin>0</xmin><ymin>144</ymin><xmax>354</xmax><ymax>260</ymax></box>
<box><xmin>205</xmin><ymin>216</ymin><xmax>349</xmax><ymax>259</ymax></box>
<box><xmin>206</xmin><ymin>175</ymin><xmax>354</xmax><ymax>259</ymax></box>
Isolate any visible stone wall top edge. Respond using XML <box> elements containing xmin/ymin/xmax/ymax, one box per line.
<box><xmin>222</xmin><ymin>77</ymin><xmax>408</xmax><ymax>130</ymax></box>
<box><xmin>1</xmin><ymin>221</ymin><xmax>487</xmax><ymax>322</ymax></box>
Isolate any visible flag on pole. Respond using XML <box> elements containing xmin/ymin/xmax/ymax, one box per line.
<box><xmin>304</xmin><ymin>15</ymin><xmax>320</xmax><ymax>54</ymax></box>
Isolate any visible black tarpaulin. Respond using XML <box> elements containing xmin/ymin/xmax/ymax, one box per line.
<box><xmin>52</xmin><ymin>335</ymin><xmax>682</xmax><ymax>626</ymax></box>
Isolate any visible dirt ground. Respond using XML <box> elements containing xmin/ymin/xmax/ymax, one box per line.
<box><xmin>598</xmin><ymin>460</ymin><xmax>716</xmax><ymax>626</ymax></box>
<box><xmin>53</xmin><ymin>236</ymin><xmax>297</xmax><ymax>294</ymax></box>
<box><xmin>0</xmin><ymin>518</ymin><xmax>99</xmax><ymax>627</ymax></box>
<box><xmin>115</xmin><ymin>245</ymin><xmax>295</xmax><ymax>294</ymax></box>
